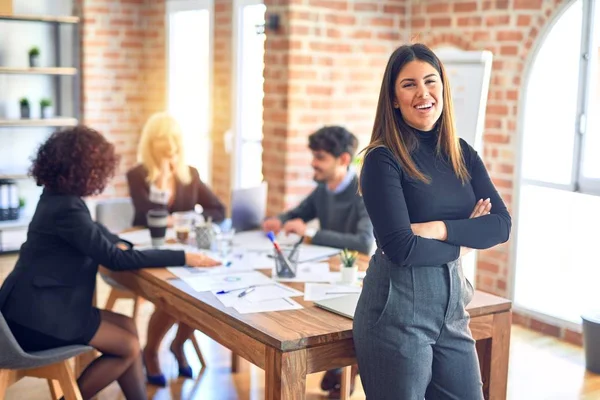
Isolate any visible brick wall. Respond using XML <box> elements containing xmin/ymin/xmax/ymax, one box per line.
<box><xmin>79</xmin><ymin>0</ymin><xmax>166</xmax><ymax>198</ymax></box>
<box><xmin>263</xmin><ymin>0</ymin><xmax>409</xmax><ymax>213</ymax></box>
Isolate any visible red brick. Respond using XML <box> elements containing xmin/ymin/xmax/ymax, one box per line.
<box><xmin>564</xmin><ymin>329</ymin><xmax>583</xmax><ymax>347</ymax></box>
<box><xmin>485</xmin><ymin>15</ymin><xmax>510</xmax><ymax>26</ymax></box>
<box><xmin>431</xmin><ymin>17</ymin><xmax>452</xmax><ymax>27</ymax></box>
<box><xmin>500</xmin><ymin>45</ymin><xmax>519</xmax><ymax>55</ymax></box>
<box><xmin>497</xmin><ymin>31</ymin><xmax>524</xmax><ymax>41</ymax></box>
<box><xmin>530</xmin><ymin>318</ymin><xmax>561</xmax><ymax>338</ymax></box>
<box><xmin>369</xmin><ymin>17</ymin><xmax>395</xmax><ymax>27</ymax></box>
<box><xmin>308</xmin><ymin>0</ymin><xmax>348</xmax><ymax>11</ymax></box>
<box><xmin>453</xmin><ymin>2</ymin><xmax>478</xmax><ymax>12</ymax></box>
<box><xmin>324</xmin><ymin>14</ymin><xmax>356</xmax><ymax>25</ymax></box>
<box><xmin>426</xmin><ymin>3</ymin><xmax>449</xmax><ymax>13</ymax></box>
<box><xmin>457</xmin><ymin>16</ymin><xmax>482</xmax><ymax>26</ymax></box>
<box><xmin>515</xmin><ymin>0</ymin><xmax>543</xmax><ymax>10</ymax></box>
<box><xmin>383</xmin><ymin>5</ymin><xmax>405</xmax><ymax>14</ymax></box>
<box><xmin>354</xmin><ymin>2</ymin><xmax>378</xmax><ymax>12</ymax></box>
<box><xmin>517</xmin><ymin>15</ymin><xmax>532</xmax><ymax>26</ymax></box>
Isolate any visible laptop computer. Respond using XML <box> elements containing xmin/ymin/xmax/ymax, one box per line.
<box><xmin>314</xmin><ymin>293</ymin><xmax>361</xmax><ymax>320</ymax></box>
<box><xmin>231</xmin><ymin>182</ymin><xmax>268</xmax><ymax>232</ymax></box>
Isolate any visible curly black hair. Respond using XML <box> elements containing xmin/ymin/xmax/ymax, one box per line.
<box><xmin>30</xmin><ymin>126</ymin><xmax>120</xmax><ymax>197</ymax></box>
<box><xmin>308</xmin><ymin>126</ymin><xmax>358</xmax><ymax>158</ymax></box>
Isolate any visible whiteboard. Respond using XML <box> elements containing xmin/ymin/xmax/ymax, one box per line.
<box><xmin>435</xmin><ymin>48</ymin><xmax>493</xmax><ymax>287</ymax></box>
<box><xmin>436</xmin><ymin>49</ymin><xmax>493</xmax><ymax>154</ymax></box>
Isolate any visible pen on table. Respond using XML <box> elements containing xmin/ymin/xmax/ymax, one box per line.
<box><xmin>216</xmin><ymin>287</ymin><xmax>245</xmax><ymax>295</ymax></box>
<box><xmin>238</xmin><ymin>286</ymin><xmax>256</xmax><ymax>298</ymax></box>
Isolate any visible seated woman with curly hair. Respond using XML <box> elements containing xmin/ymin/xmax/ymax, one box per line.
<box><xmin>0</xmin><ymin>126</ymin><xmax>220</xmax><ymax>400</ymax></box>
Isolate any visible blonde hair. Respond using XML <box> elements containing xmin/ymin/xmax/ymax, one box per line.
<box><xmin>138</xmin><ymin>112</ymin><xmax>191</xmax><ymax>185</ymax></box>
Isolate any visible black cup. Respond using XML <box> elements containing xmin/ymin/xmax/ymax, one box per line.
<box><xmin>147</xmin><ymin>209</ymin><xmax>168</xmax><ymax>247</ymax></box>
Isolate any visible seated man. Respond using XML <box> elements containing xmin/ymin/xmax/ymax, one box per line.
<box><xmin>262</xmin><ymin>125</ymin><xmax>373</xmax><ymax>398</ymax></box>
<box><xmin>263</xmin><ymin>125</ymin><xmax>374</xmax><ymax>255</ymax></box>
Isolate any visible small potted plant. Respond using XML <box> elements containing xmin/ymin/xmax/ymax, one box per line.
<box><xmin>19</xmin><ymin>98</ymin><xmax>30</xmax><ymax>119</ymax></box>
<box><xmin>28</xmin><ymin>47</ymin><xmax>40</xmax><ymax>67</ymax></box>
<box><xmin>340</xmin><ymin>248</ymin><xmax>358</xmax><ymax>284</ymax></box>
<box><xmin>40</xmin><ymin>98</ymin><xmax>53</xmax><ymax>119</ymax></box>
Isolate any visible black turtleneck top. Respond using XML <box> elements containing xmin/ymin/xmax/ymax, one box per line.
<box><xmin>360</xmin><ymin>129</ymin><xmax>511</xmax><ymax>266</ymax></box>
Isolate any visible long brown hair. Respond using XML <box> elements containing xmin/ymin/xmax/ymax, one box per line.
<box><xmin>359</xmin><ymin>44</ymin><xmax>469</xmax><ymax>192</ymax></box>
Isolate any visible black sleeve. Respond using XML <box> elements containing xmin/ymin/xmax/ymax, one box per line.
<box><xmin>55</xmin><ymin>199</ymin><xmax>185</xmax><ymax>271</ymax></box>
<box><xmin>126</xmin><ymin>168</ymin><xmax>167</xmax><ymax>227</ymax></box>
<box><xmin>192</xmin><ymin>168</ymin><xmax>226</xmax><ymax>223</ymax></box>
<box><xmin>442</xmin><ymin>140</ymin><xmax>512</xmax><ymax>249</ymax></box>
<box><xmin>278</xmin><ymin>190</ymin><xmax>318</xmax><ymax>223</ymax></box>
<box><xmin>95</xmin><ymin>222</ymin><xmax>134</xmax><ymax>249</ymax></box>
<box><xmin>361</xmin><ymin>147</ymin><xmax>460</xmax><ymax>266</ymax></box>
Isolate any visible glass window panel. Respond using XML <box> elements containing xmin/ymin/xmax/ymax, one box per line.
<box><xmin>521</xmin><ymin>0</ymin><xmax>582</xmax><ymax>184</ymax></box>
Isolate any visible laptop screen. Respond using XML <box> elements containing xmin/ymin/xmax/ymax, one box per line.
<box><xmin>231</xmin><ymin>182</ymin><xmax>268</xmax><ymax>232</ymax></box>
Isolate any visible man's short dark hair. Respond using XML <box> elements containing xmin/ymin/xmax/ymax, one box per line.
<box><xmin>308</xmin><ymin>126</ymin><xmax>358</xmax><ymax>158</ymax></box>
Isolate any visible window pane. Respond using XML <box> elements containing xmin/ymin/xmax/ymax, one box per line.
<box><xmin>240</xmin><ymin>141</ymin><xmax>263</xmax><ymax>188</ymax></box>
<box><xmin>168</xmin><ymin>9</ymin><xmax>211</xmax><ymax>182</ymax></box>
<box><xmin>240</xmin><ymin>4</ymin><xmax>265</xmax><ymax>142</ymax></box>
<box><xmin>514</xmin><ymin>184</ymin><xmax>600</xmax><ymax>324</ymax></box>
<box><xmin>521</xmin><ymin>0</ymin><xmax>582</xmax><ymax>184</ymax></box>
<box><xmin>581</xmin><ymin>2</ymin><xmax>600</xmax><ymax>179</ymax></box>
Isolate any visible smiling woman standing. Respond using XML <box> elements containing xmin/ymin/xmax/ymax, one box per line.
<box><xmin>353</xmin><ymin>44</ymin><xmax>512</xmax><ymax>399</ymax></box>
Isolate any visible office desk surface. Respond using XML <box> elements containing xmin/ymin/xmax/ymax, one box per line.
<box><xmin>101</xmin><ymin>251</ymin><xmax>512</xmax><ymax>400</ymax></box>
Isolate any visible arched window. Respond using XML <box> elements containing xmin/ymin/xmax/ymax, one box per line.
<box><xmin>515</xmin><ymin>0</ymin><xmax>600</xmax><ymax>325</ymax></box>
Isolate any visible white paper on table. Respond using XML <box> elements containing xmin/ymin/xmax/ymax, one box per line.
<box><xmin>274</xmin><ymin>262</ymin><xmax>341</xmax><ymax>283</ymax></box>
<box><xmin>233</xmin><ymin>297</ymin><xmax>303</xmax><ymax>314</ymax></box>
<box><xmin>211</xmin><ymin>282</ymin><xmax>303</xmax><ymax>307</ymax></box>
<box><xmin>303</xmin><ymin>283</ymin><xmax>361</xmax><ymax>301</ymax></box>
<box><xmin>119</xmin><ymin>228</ymin><xmax>176</xmax><ymax>246</ymax></box>
<box><xmin>232</xmin><ymin>230</ymin><xmax>341</xmax><ymax>263</ymax></box>
<box><xmin>223</xmin><ymin>249</ymin><xmax>273</xmax><ymax>270</ymax></box>
<box><xmin>180</xmin><ymin>271</ymin><xmax>274</xmax><ymax>293</ymax></box>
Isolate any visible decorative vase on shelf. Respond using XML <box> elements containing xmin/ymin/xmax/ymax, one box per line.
<box><xmin>28</xmin><ymin>47</ymin><xmax>40</xmax><ymax>68</ymax></box>
<box><xmin>340</xmin><ymin>248</ymin><xmax>358</xmax><ymax>284</ymax></box>
<box><xmin>19</xmin><ymin>98</ymin><xmax>30</xmax><ymax>119</ymax></box>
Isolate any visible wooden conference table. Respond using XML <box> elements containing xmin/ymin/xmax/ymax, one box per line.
<box><xmin>100</xmin><ymin>246</ymin><xmax>512</xmax><ymax>400</ymax></box>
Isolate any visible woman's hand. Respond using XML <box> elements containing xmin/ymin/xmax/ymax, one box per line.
<box><xmin>470</xmin><ymin>198</ymin><xmax>491</xmax><ymax>218</ymax></box>
<box><xmin>411</xmin><ymin>221</ymin><xmax>447</xmax><ymax>240</ymax></box>
<box><xmin>185</xmin><ymin>252</ymin><xmax>221</xmax><ymax>267</ymax></box>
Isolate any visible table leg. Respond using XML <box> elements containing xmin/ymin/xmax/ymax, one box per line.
<box><xmin>264</xmin><ymin>347</ymin><xmax>307</xmax><ymax>400</ymax></box>
<box><xmin>340</xmin><ymin>366</ymin><xmax>352</xmax><ymax>399</ymax></box>
<box><xmin>489</xmin><ymin>311</ymin><xmax>511</xmax><ymax>400</ymax></box>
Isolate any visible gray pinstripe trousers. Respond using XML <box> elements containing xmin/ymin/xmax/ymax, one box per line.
<box><xmin>353</xmin><ymin>249</ymin><xmax>483</xmax><ymax>400</ymax></box>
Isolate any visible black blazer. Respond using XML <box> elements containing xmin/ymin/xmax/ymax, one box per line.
<box><xmin>0</xmin><ymin>189</ymin><xmax>185</xmax><ymax>341</ymax></box>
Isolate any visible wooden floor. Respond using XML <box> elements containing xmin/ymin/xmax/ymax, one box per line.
<box><xmin>2</xmin><ymin>254</ymin><xmax>600</xmax><ymax>399</ymax></box>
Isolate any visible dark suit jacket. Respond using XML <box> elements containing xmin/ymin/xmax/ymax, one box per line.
<box><xmin>0</xmin><ymin>189</ymin><xmax>185</xmax><ymax>341</ymax></box>
<box><xmin>127</xmin><ymin>164</ymin><xmax>226</xmax><ymax>227</ymax></box>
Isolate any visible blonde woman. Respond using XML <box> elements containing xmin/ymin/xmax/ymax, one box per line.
<box><xmin>127</xmin><ymin>112</ymin><xmax>225</xmax><ymax>386</ymax></box>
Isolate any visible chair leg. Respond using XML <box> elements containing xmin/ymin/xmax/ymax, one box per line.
<box><xmin>190</xmin><ymin>332</ymin><xmax>206</xmax><ymax>368</ymax></box>
<box><xmin>48</xmin><ymin>378</ymin><xmax>62</xmax><ymax>400</ymax></box>
<box><xmin>0</xmin><ymin>369</ymin><xmax>10</xmax><ymax>399</ymax></box>
<box><xmin>132</xmin><ymin>296</ymin><xmax>144</xmax><ymax>322</ymax></box>
<box><xmin>231</xmin><ymin>352</ymin><xmax>240</xmax><ymax>373</ymax></box>
<box><xmin>104</xmin><ymin>288</ymin><xmax>120</xmax><ymax>311</ymax></box>
<box><xmin>54</xmin><ymin>360</ymin><xmax>83</xmax><ymax>400</ymax></box>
